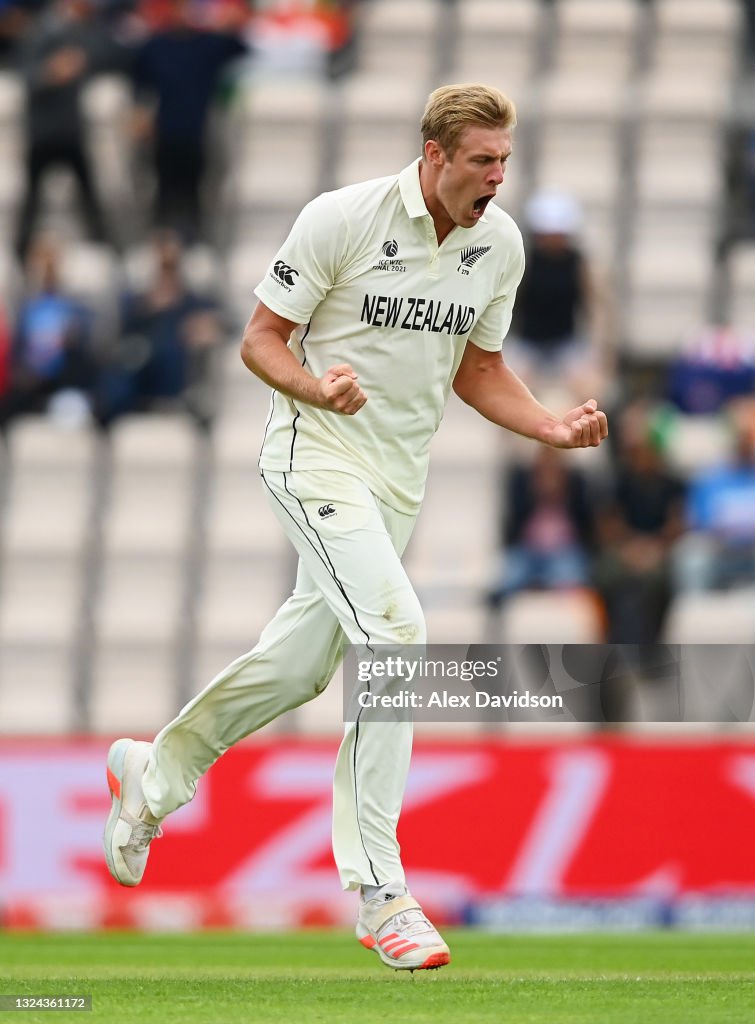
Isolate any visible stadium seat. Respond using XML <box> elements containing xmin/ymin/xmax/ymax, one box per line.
<box><xmin>551</xmin><ymin>35</ymin><xmax>636</xmax><ymax>80</ymax></box>
<box><xmin>649</xmin><ymin>0</ymin><xmax>740</xmax><ymax>79</ymax></box>
<box><xmin>101</xmin><ymin>417</ymin><xmax>197</xmax><ymax>562</ymax></box>
<box><xmin>639</xmin><ymin>71</ymin><xmax>731</xmax><ymax>125</ymax></box>
<box><xmin>88</xmin><ymin>416</ymin><xmax>202</xmax><ymax>733</ymax></box>
<box><xmin>456</xmin><ymin>0</ymin><xmax>541</xmax><ymax>37</ymax></box>
<box><xmin>89</xmin><ymin>643</ymin><xmax>177</xmax><ymax>734</ymax></box>
<box><xmin>449</xmin><ymin>43</ymin><xmax>533</xmax><ymax>104</ymax></box>
<box><xmin>538</xmin><ymin>123</ymin><xmax>621</xmax><ymax>197</ymax></box>
<box><xmin>633</xmin><ymin>205</ymin><xmax>717</xmax><ymax>252</ymax></box>
<box><xmin>0</xmin><ymin>643</ymin><xmax>77</xmax><ymax>733</ymax></box>
<box><xmin>337</xmin><ymin>73</ymin><xmax>428</xmax><ymax>127</ymax></box>
<box><xmin>653</xmin><ymin>0</ymin><xmax>742</xmax><ymax>40</ymax></box>
<box><xmin>3</xmin><ymin>419</ymin><xmax>95</xmax><ymax>554</ymax></box>
<box><xmin>635</xmin><ymin>143</ymin><xmax>722</xmax><ymax>211</ymax></box>
<box><xmin>81</xmin><ymin>75</ymin><xmax>134</xmax><ymax>211</ymax></box>
<box><xmin>0</xmin><ymin>75</ymin><xmax>24</xmax><ymax>240</ymax></box>
<box><xmin>214</xmin><ymin>343</ymin><xmax>270</xmax><ymax>416</ymax></box>
<box><xmin>81</xmin><ymin>74</ymin><xmax>131</xmax><ymax>127</ymax></box>
<box><xmin>335</xmin><ymin>120</ymin><xmax>419</xmax><ymax>190</ymax></box>
<box><xmin>0</xmin><ymin>70</ymin><xmax>23</xmax><ymax>126</ymax></box>
<box><xmin>356</xmin><ymin>0</ymin><xmax>441</xmax><ymax>39</ymax></box>
<box><xmin>95</xmin><ymin>553</ymin><xmax>184</xmax><ymax>644</ymax></box>
<box><xmin>727</xmin><ymin>244</ymin><xmax>755</xmax><ymax>330</ymax></box>
<box><xmin>233</xmin><ymin>73</ymin><xmax>330</xmax><ymax>131</ymax></box>
<box><xmin>0</xmin><ymin>157</ymin><xmax>23</xmax><ymax>244</ymax></box>
<box><xmin>661</xmin><ymin>413</ymin><xmax>735</xmax><ymax>477</ymax></box>
<box><xmin>0</xmin><ymin>242</ymin><xmax>21</xmax><ymax>309</ymax></box>
<box><xmin>57</xmin><ymin>241</ymin><xmax>119</xmax><ymax>310</ymax></box>
<box><xmin>229</xmin><ymin>131</ymin><xmax>323</xmax><ymax>211</ymax></box>
<box><xmin>123</xmin><ymin>241</ymin><xmax>221</xmax><ymax>297</ymax></box>
<box><xmin>224</xmin><ymin>241</ymin><xmax>285</xmax><ymax>328</ymax></box>
<box><xmin>221</xmin><ymin>76</ymin><xmax>330</xmax><ymax>241</ymax></box>
<box><xmin>103</xmin><ymin>465</ymin><xmax>193</xmax><ymax>555</ymax></box>
<box><xmin>197</xmin><ymin>551</ymin><xmax>293</xmax><ymax>649</ymax></box>
<box><xmin>0</xmin><ymin>550</ymin><xmax>82</xmax><ymax>645</ymax></box>
<box><xmin>450</xmin><ymin>0</ymin><xmax>541</xmax><ymax>89</ymax></box>
<box><xmin>107</xmin><ymin>413</ymin><xmax>197</xmax><ymax>468</ymax></box>
<box><xmin>555</xmin><ymin>0</ymin><xmax>641</xmax><ymax>37</ymax></box>
<box><xmin>204</xmin><ymin>464</ymin><xmax>285</xmax><ymax>557</ymax></box>
<box><xmin>286</xmin><ymin>662</ymin><xmax>345</xmax><ymax>734</ymax></box>
<box><xmin>663</xmin><ymin>589</ymin><xmax>755</xmax><ymax>643</ymax></box>
<box><xmin>422</xmin><ymin>604</ymin><xmax>489</xmax><ymax>645</ymax></box>
<box><xmin>624</xmin><ymin>243</ymin><xmax>713</xmax><ymax>358</ymax></box>
<box><xmin>356</xmin><ymin>35</ymin><xmax>437</xmax><ymax>81</ymax></box>
<box><xmin>651</xmin><ymin>35</ymin><xmax>739</xmax><ymax>80</ymax></box>
<box><xmin>497</xmin><ymin>590</ymin><xmax>604</xmax><ymax>644</ymax></box>
<box><xmin>405</xmin><ymin>464</ymin><xmax>498</xmax><ymax>591</ymax></box>
<box><xmin>538</xmin><ymin>73</ymin><xmax>627</xmax><ymax>126</ymax></box>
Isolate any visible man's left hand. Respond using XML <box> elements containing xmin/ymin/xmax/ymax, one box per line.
<box><xmin>544</xmin><ymin>399</ymin><xmax>608</xmax><ymax>449</ymax></box>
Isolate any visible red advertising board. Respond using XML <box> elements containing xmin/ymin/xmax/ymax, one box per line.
<box><xmin>1</xmin><ymin>736</ymin><xmax>754</xmax><ymax>929</ymax></box>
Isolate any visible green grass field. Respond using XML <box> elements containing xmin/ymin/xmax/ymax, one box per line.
<box><xmin>1</xmin><ymin>931</ymin><xmax>753</xmax><ymax>1023</ymax></box>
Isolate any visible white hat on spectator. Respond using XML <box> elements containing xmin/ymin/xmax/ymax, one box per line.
<box><xmin>525</xmin><ymin>190</ymin><xmax>582</xmax><ymax>235</ymax></box>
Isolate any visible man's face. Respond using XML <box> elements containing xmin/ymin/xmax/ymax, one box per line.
<box><xmin>430</xmin><ymin>125</ymin><xmax>512</xmax><ymax>229</ymax></box>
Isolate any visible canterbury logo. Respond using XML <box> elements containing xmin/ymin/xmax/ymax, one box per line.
<box><xmin>273</xmin><ymin>260</ymin><xmax>299</xmax><ymax>286</ymax></box>
<box><xmin>459</xmin><ymin>245</ymin><xmax>491</xmax><ymax>270</ymax></box>
<box><xmin>382</xmin><ymin>239</ymin><xmax>399</xmax><ymax>258</ymax></box>
<box><xmin>318</xmin><ymin>504</ymin><xmax>336</xmax><ymax>518</ymax></box>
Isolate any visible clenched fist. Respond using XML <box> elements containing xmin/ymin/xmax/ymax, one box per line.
<box><xmin>318</xmin><ymin>364</ymin><xmax>367</xmax><ymax>416</ymax></box>
<box><xmin>544</xmin><ymin>399</ymin><xmax>609</xmax><ymax>449</ymax></box>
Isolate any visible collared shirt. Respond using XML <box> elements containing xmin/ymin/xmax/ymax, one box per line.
<box><xmin>254</xmin><ymin>160</ymin><xmax>525</xmax><ymax>513</ymax></box>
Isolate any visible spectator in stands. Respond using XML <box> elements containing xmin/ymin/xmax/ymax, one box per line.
<box><xmin>674</xmin><ymin>408</ymin><xmax>755</xmax><ymax>592</ymax></box>
<box><xmin>744</xmin><ymin>0</ymin><xmax>755</xmax><ymax>69</ymax></box>
<box><xmin>0</xmin><ymin>231</ymin><xmax>95</xmax><ymax>429</ymax></box>
<box><xmin>94</xmin><ymin>228</ymin><xmax>223</xmax><ymax>429</ymax></box>
<box><xmin>506</xmin><ymin>190</ymin><xmax>611</xmax><ymax>403</ymax></box>
<box><xmin>0</xmin><ymin>2</ymin><xmax>32</xmax><ymax>67</ymax></box>
<box><xmin>487</xmin><ymin>445</ymin><xmax>594</xmax><ymax>608</ymax></box>
<box><xmin>131</xmin><ymin>0</ymin><xmax>247</xmax><ymax>240</ymax></box>
<box><xmin>15</xmin><ymin>0</ymin><xmax>122</xmax><ymax>256</ymax></box>
<box><xmin>0</xmin><ymin>296</ymin><xmax>10</xmax><ymax>395</ymax></box>
<box><xmin>593</xmin><ymin>410</ymin><xmax>686</xmax><ymax>644</ymax></box>
<box><xmin>665</xmin><ymin>324</ymin><xmax>755</xmax><ymax>415</ymax></box>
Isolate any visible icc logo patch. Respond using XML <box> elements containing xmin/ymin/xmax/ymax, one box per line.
<box><xmin>382</xmin><ymin>239</ymin><xmax>399</xmax><ymax>258</ymax></box>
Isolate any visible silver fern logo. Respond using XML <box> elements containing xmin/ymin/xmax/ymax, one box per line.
<box><xmin>458</xmin><ymin>245</ymin><xmax>492</xmax><ymax>275</ymax></box>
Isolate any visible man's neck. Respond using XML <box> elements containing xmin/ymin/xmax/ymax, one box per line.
<box><xmin>418</xmin><ymin>160</ymin><xmax>454</xmax><ymax>245</ymax></box>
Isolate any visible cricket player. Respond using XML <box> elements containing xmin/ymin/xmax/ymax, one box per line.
<box><xmin>104</xmin><ymin>83</ymin><xmax>608</xmax><ymax>971</ymax></box>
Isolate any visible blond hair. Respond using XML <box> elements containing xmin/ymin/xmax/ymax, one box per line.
<box><xmin>421</xmin><ymin>83</ymin><xmax>517</xmax><ymax>158</ymax></box>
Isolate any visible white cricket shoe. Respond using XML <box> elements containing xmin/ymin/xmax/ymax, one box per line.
<box><xmin>356</xmin><ymin>888</ymin><xmax>451</xmax><ymax>971</ymax></box>
<box><xmin>103</xmin><ymin>738</ymin><xmax>163</xmax><ymax>887</ymax></box>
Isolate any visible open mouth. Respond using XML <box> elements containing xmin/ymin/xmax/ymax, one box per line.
<box><xmin>473</xmin><ymin>194</ymin><xmax>495</xmax><ymax>218</ymax></box>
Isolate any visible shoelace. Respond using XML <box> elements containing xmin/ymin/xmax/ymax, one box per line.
<box><xmin>381</xmin><ymin>908</ymin><xmax>435</xmax><ymax>939</ymax></box>
<box><xmin>126</xmin><ymin>821</ymin><xmax>163</xmax><ymax>853</ymax></box>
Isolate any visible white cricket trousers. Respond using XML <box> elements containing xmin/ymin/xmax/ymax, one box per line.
<box><xmin>141</xmin><ymin>468</ymin><xmax>423</xmax><ymax>891</ymax></box>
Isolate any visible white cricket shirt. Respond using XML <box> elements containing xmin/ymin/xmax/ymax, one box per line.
<box><xmin>254</xmin><ymin>159</ymin><xmax>525</xmax><ymax>513</ymax></box>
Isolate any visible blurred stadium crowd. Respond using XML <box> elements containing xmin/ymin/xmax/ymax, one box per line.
<box><xmin>1</xmin><ymin>0</ymin><xmax>755</xmax><ymax>735</ymax></box>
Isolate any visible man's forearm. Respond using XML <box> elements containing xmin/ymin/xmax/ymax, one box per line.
<box><xmin>456</xmin><ymin>360</ymin><xmax>560</xmax><ymax>442</ymax></box>
<box><xmin>240</xmin><ymin>317</ymin><xmax>367</xmax><ymax>417</ymax></box>
<box><xmin>241</xmin><ymin>327</ymin><xmax>322</xmax><ymax>406</ymax></box>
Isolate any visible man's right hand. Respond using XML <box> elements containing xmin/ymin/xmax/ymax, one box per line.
<box><xmin>318</xmin><ymin>364</ymin><xmax>367</xmax><ymax>415</ymax></box>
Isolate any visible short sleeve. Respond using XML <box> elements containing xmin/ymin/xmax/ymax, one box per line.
<box><xmin>468</xmin><ymin>226</ymin><xmax>526</xmax><ymax>352</ymax></box>
<box><xmin>254</xmin><ymin>192</ymin><xmax>348</xmax><ymax>324</ymax></box>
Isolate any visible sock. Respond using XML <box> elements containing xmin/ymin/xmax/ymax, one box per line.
<box><xmin>360</xmin><ymin>880</ymin><xmax>407</xmax><ymax>902</ymax></box>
